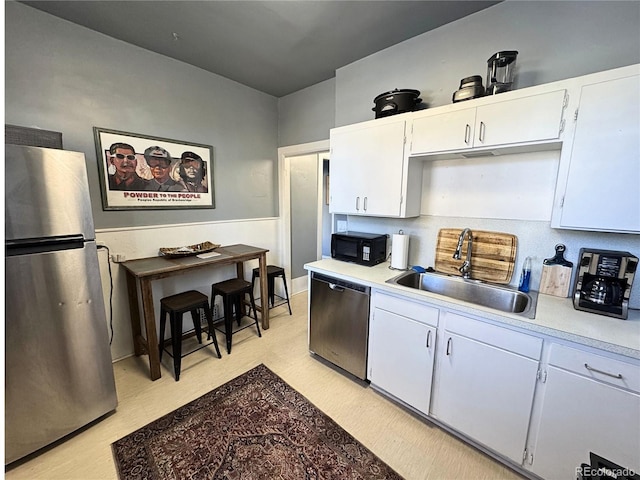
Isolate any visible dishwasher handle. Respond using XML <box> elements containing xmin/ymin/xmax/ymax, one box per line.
<box><xmin>312</xmin><ymin>272</ymin><xmax>370</xmax><ymax>295</ymax></box>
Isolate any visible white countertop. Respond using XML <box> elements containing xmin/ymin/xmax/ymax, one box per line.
<box><xmin>305</xmin><ymin>259</ymin><xmax>640</xmax><ymax>360</ymax></box>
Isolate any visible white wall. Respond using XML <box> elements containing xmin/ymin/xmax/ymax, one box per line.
<box><xmin>96</xmin><ymin>219</ymin><xmax>283</xmax><ymax>361</ymax></box>
<box><xmin>344</xmin><ymin>216</ymin><xmax>640</xmax><ymax>308</ymax></box>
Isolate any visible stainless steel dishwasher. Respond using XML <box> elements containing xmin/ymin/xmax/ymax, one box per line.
<box><xmin>309</xmin><ymin>272</ymin><xmax>370</xmax><ymax>380</ymax></box>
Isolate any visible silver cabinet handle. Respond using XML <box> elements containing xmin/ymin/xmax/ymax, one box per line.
<box><xmin>363</xmin><ymin>196</ymin><xmax>368</xmax><ymax>212</ymax></box>
<box><xmin>478</xmin><ymin>121</ymin><xmax>486</xmax><ymax>143</ymax></box>
<box><xmin>584</xmin><ymin>363</ymin><xmax>623</xmax><ymax>379</ymax></box>
<box><xmin>446</xmin><ymin>337</ymin><xmax>452</xmax><ymax>355</ymax></box>
<box><xmin>355</xmin><ymin>196</ymin><xmax>360</xmax><ymax>211</ymax></box>
<box><xmin>464</xmin><ymin>124</ymin><xmax>471</xmax><ymax>145</ymax></box>
<box><xmin>426</xmin><ymin>330</ymin><xmax>431</xmax><ymax>348</ymax></box>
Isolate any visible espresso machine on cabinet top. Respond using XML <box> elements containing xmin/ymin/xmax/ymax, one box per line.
<box><xmin>573</xmin><ymin>248</ymin><xmax>638</xmax><ymax>319</ymax></box>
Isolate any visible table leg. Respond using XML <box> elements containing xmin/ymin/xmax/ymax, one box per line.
<box><xmin>140</xmin><ymin>278</ymin><xmax>162</xmax><ymax>381</ymax></box>
<box><xmin>235</xmin><ymin>262</ymin><xmax>247</xmax><ymax>317</ymax></box>
<box><xmin>236</xmin><ymin>262</ymin><xmax>244</xmax><ymax>280</ymax></box>
<box><xmin>125</xmin><ymin>271</ymin><xmax>144</xmax><ymax>356</ymax></box>
<box><xmin>259</xmin><ymin>253</ymin><xmax>269</xmax><ymax>330</ymax></box>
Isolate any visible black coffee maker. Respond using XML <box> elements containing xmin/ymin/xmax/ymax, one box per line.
<box><xmin>573</xmin><ymin>248</ymin><xmax>638</xmax><ymax>319</ymax></box>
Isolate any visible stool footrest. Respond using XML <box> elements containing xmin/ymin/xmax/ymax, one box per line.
<box><xmin>161</xmin><ymin>337</ymin><xmax>219</xmax><ymax>359</ymax></box>
<box><xmin>253</xmin><ymin>295</ymin><xmax>289</xmax><ymax>309</ymax></box>
<box><xmin>212</xmin><ymin>317</ymin><xmax>258</xmax><ymax>336</ymax></box>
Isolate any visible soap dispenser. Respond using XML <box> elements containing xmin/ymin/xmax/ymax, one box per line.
<box><xmin>518</xmin><ymin>256</ymin><xmax>532</xmax><ymax>293</ymax></box>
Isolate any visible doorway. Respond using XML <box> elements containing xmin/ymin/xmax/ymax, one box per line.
<box><xmin>278</xmin><ymin>140</ymin><xmax>330</xmax><ymax>295</ymax></box>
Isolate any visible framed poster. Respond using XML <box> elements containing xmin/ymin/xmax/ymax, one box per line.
<box><xmin>93</xmin><ymin>127</ymin><xmax>214</xmax><ymax>210</ymax></box>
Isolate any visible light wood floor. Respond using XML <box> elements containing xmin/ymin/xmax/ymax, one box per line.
<box><xmin>6</xmin><ymin>291</ymin><xmax>525</xmax><ymax>480</ymax></box>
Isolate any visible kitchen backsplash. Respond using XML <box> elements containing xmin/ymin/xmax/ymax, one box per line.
<box><xmin>340</xmin><ymin>214</ymin><xmax>640</xmax><ymax>309</ymax></box>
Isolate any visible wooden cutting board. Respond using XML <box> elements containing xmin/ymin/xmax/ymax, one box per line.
<box><xmin>539</xmin><ymin>244</ymin><xmax>574</xmax><ymax>297</ymax></box>
<box><xmin>539</xmin><ymin>264</ymin><xmax>573</xmax><ymax>297</ymax></box>
<box><xmin>434</xmin><ymin>228</ymin><xmax>517</xmax><ymax>284</ymax></box>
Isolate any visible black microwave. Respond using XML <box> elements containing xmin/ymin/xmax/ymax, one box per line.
<box><xmin>331</xmin><ymin>231</ymin><xmax>388</xmax><ymax>266</ymax></box>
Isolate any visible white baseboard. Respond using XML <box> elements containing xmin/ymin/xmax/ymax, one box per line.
<box><xmin>292</xmin><ymin>275</ymin><xmax>308</xmax><ymax>295</ymax></box>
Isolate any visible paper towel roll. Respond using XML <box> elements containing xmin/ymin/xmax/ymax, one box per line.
<box><xmin>391</xmin><ymin>233</ymin><xmax>409</xmax><ymax>270</ymax></box>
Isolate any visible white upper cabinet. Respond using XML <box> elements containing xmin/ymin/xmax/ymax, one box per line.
<box><xmin>410</xmin><ymin>107</ymin><xmax>477</xmax><ymax>153</ymax></box>
<box><xmin>410</xmin><ymin>89</ymin><xmax>567</xmax><ymax>156</ymax></box>
<box><xmin>552</xmin><ymin>66</ymin><xmax>640</xmax><ymax>233</ymax></box>
<box><xmin>328</xmin><ymin>64</ymin><xmax>638</xmax><ymax>228</ymax></box>
<box><xmin>329</xmin><ymin>116</ymin><xmax>422</xmax><ymax>218</ymax></box>
<box><xmin>475</xmin><ymin>90</ymin><xmax>566</xmax><ymax>147</ymax></box>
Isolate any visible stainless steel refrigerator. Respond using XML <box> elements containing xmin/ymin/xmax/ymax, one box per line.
<box><xmin>5</xmin><ymin>145</ymin><xmax>117</xmax><ymax>464</ymax></box>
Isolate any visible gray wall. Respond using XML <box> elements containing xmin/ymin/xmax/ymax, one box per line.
<box><xmin>336</xmin><ymin>0</ymin><xmax>640</xmax><ymax>126</ymax></box>
<box><xmin>5</xmin><ymin>2</ymin><xmax>279</xmax><ymax>229</ymax></box>
<box><xmin>277</xmin><ymin>78</ymin><xmax>335</xmax><ymax>147</ymax></box>
<box><xmin>272</xmin><ymin>1</ymin><xmax>640</xmax><ymax>146</ymax></box>
<box><xmin>290</xmin><ymin>154</ymin><xmax>319</xmax><ymax>279</ymax></box>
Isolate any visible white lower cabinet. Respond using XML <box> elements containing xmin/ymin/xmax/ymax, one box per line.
<box><xmin>366</xmin><ymin>289</ymin><xmax>639</xmax><ymax>479</ymax></box>
<box><xmin>368</xmin><ymin>292</ymin><xmax>438</xmax><ymax>415</ymax></box>
<box><xmin>430</xmin><ymin>312</ymin><xmax>543</xmax><ymax>464</ymax></box>
<box><xmin>529</xmin><ymin>344</ymin><xmax>640</xmax><ymax>480</ymax></box>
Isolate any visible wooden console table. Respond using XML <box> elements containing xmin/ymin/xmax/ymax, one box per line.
<box><xmin>122</xmin><ymin>244</ymin><xmax>269</xmax><ymax>380</ymax></box>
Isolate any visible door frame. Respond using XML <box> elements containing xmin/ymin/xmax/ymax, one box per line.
<box><xmin>278</xmin><ymin>140</ymin><xmax>330</xmax><ymax>295</ymax></box>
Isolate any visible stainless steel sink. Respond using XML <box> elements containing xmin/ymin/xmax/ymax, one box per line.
<box><xmin>386</xmin><ymin>270</ymin><xmax>537</xmax><ymax>319</ymax></box>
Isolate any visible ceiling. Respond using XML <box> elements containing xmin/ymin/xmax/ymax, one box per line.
<box><xmin>21</xmin><ymin>1</ymin><xmax>500</xmax><ymax>97</ymax></box>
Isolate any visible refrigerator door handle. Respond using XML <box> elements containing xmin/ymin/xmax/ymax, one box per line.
<box><xmin>6</xmin><ymin>235</ymin><xmax>86</xmax><ymax>256</ymax></box>
<box><xmin>6</xmin><ymin>233</ymin><xmax>85</xmax><ymax>247</ymax></box>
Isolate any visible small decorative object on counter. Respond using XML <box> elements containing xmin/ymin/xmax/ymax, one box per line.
<box><xmin>518</xmin><ymin>256</ymin><xmax>532</xmax><ymax>293</ymax></box>
<box><xmin>539</xmin><ymin>244</ymin><xmax>573</xmax><ymax>297</ymax></box>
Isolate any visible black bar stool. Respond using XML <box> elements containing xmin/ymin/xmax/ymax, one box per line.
<box><xmin>158</xmin><ymin>290</ymin><xmax>221</xmax><ymax>381</ymax></box>
<box><xmin>211</xmin><ymin>278</ymin><xmax>261</xmax><ymax>354</ymax></box>
<box><xmin>251</xmin><ymin>265</ymin><xmax>292</xmax><ymax>316</ymax></box>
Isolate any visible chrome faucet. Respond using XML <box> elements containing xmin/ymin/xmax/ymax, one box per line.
<box><xmin>453</xmin><ymin>228</ymin><xmax>473</xmax><ymax>279</ymax></box>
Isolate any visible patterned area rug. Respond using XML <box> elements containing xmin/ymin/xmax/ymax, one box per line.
<box><xmin>112</xmin><ymin>364</ymin><xmax>403</xmax><ymax>479</ymax></box>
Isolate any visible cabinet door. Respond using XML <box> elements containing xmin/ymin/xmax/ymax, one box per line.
<box><xmin>329</xmin><ymin>128</ymin><xmax>367</xmax><ymax>214</ymax></box>
<box><xmin>432</xmin><ymin>332</ymin><xmax>539</xmax><ymax>464</ymax></box>
<box><xmin>410</xmin><ymin>108</ymin><xmax>477</xmax><ymax>155</ymax></box>
<box><xmin>329</xmin><ymin>119</ymin><xmax>406</xmax><ymax>216</ymax></box>
<box><xmin>558</xmin><ymin>75</ymin><xmax>640</xmax><ymax>232</ymax></box>
<box><xmin>531</xmin><ymin>367</ymin><xmax>640</xmax><ymax>479</ymax></box>
<box><xmin>475</xmin><ymin>90</ymin><xmax>566</xmax><ymax>148</ymax></box>
<box><xmin>368</xmin><ymin>308</ymin><xmax>436</xmax><ymax>414</ymax></box>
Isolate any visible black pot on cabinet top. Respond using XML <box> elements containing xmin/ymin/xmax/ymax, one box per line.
<box><xmin>372</xmin><ymin>88</ymin><xmax>421</xmax><ymax>118</ymax></box>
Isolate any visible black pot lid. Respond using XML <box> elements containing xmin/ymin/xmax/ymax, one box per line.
<box><xmin>374</xmin><ymin>88</ymin><xmax>421</xmax><ymax>101</ymax></box>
